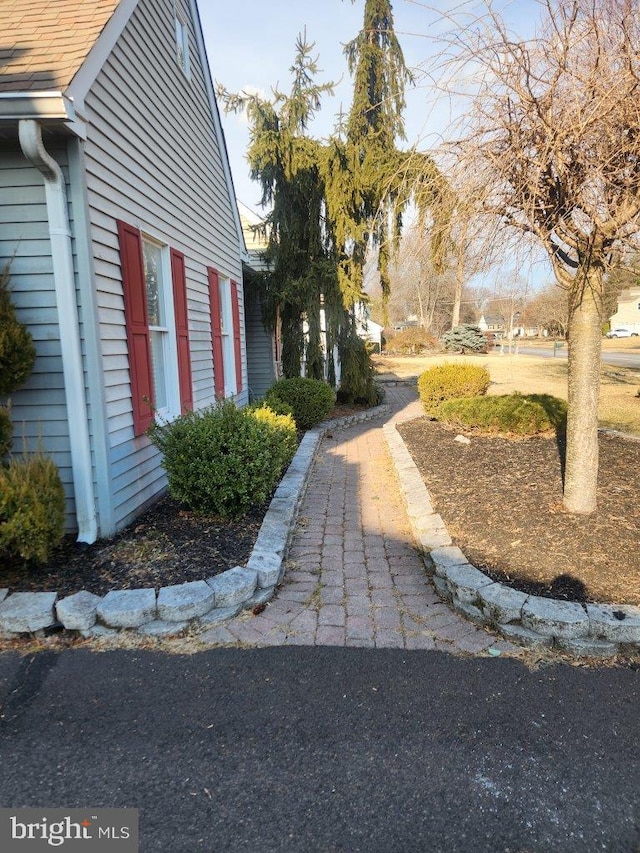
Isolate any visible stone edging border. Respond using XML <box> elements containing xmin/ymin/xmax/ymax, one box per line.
<box><xmin>0</xmin><ymin>404</ymin><xmax>390</xmax><ymax>642</ymax></box>
<box><xmin>383</xmin><ymin>416</ymin><xmax>640</xmax><ymax>658</ymax></box>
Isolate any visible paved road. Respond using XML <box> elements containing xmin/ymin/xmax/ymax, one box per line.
<box><xmin>503</xmin><ymin>344</ymin><xmax>640</xmax><ymax>370</ymax></box>
<box><xmin>0</xmin><ymin>646</ymin><xmax>639</xmax><ymax>853</ymax></box>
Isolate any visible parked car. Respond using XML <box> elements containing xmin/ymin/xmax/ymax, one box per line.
<box><xmin>606</xmin><ymin>328</ymin><xmax>639</xmax><ymax>338</ymax></box>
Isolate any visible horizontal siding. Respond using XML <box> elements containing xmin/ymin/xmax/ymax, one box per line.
<box><xmin>244</xmin><ymin>283</ymin><xmax>275</xmax><ymax>401</ymax></box>
<box><xmin>83</xmin><ymin>0</ymin><xmax>246</xmax><ymax>528</ymax></box>
<box><xmin>0</xmin><ymin>142</ymin><xmax>76</xmax><ymax>526</ymax></box>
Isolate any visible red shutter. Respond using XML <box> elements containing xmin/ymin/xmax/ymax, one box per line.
<box><xmin>170</xmin><ymin>248</ymin><xmax>193</xmax><ymax>413</ymax></box>
<box><xmin>117</xmin><ymin>220</ymin><xmax>154</xmax><ymax>436</ymax></box>
<box><xmin>231</xmin><ymin>280</ymin><xmax>243</xmax><ymax>393</ymax></box>
<box><xmin>208</xmin><ymin>267</ymin><xmax>225</xmax><ymax>398</ymax></box>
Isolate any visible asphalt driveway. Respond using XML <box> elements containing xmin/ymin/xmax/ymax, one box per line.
<box><xmin>0</xmin><ymin>646</ymin><xmax>638</xmax><ymax>852</ymax></box>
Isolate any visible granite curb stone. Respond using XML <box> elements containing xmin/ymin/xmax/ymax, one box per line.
<box><xmin>384</xmin><ymin>416</ymin><xmax>633</xmax><ymax>657</ymax></box>
<box><xmin>586</xmin><ymin>603</ymin><xmax>640</xmax><ymax>644</ymax></box>
<box><xmin>157</xmin><ymin>580</ymin><xmax>216</xmax><ymax>622</ymax></box>
<box><xmin>97</xmin><ymin>589</ymin><xmax>157</xmax><ymax>628</ymax></box>
<box><xmin>56</xmin><ymin>590</ymin><xmax>103</xmax><ymax>631</ymax></box>
<box><xmin>521</xmin><ymin>596</ymin><xmax>590</xmax><ymax>639</ymax></box>
<box><xmin>0</xmin><ymin>592</ymin><xmax>58</xmax><ymax>633</ymax></box>
<box><xmin>207</xmin><ymin>567</ymin><xmax>257</xmax><ymax>608</ymax></box>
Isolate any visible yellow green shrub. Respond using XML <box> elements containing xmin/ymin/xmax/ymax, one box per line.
<box><xmin>418</xmin><ymin>362</ymin><xmax>491</xmax><ymax>416</ymax></box>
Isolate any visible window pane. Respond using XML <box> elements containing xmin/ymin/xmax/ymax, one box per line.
<box><xmin>143</xmin><ymin>241</ymin><xmax>166</xmax><ymax>327</ymax></box>
<box><xmin>150</xmin><ymin>330</ymin><xmax>168</xmax><ymax>410</ymax></box>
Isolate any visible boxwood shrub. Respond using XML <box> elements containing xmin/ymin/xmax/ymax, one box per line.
<box><xmin>0</xmin><ymin>455</ymin><xmax>65</xmax><ymax>563</ymax></box>
<box><xmin>437</xmin><ymin>393</ymin><xmax>568</xmax><ymax>436</ymax></box>
<box><xmin>265</xmin><ymin>377</ymin><xmax>335</xmax><ymax>430</ymax></box>
<box><xmin>148</xmin><ymin>401</ymin><xmax>297</xmax><ymax>518</ymax></box>
<box><xmin>418</xmin><ymin>362</ymin><xmax>491</xmax><ymax>416</ymax></box>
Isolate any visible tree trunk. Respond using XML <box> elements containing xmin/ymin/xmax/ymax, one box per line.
<box><xmin>563</xmin><ymin>267</ymin><xmax>603</xmax><ymax>514</ymax></box>
<box><xmin>451</xmin><ymin>256</ymin><xmax>463</xmax><ymax>329</ymax></box>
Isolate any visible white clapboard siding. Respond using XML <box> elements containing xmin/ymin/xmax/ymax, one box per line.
<box><xmin>83</xmin><ymin>0</ymin><xmax>247</xmax><ymax>529</ymax></box>
<box><xmin>0</xmin><ymin>143</ymin><xmax>77</xmax><ymax>523</ymax></box>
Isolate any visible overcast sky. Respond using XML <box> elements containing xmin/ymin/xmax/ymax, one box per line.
<box><xmin>199</xmin><ymin>0</ymin><xmax>550</xmax><ymax>290</ymax></box>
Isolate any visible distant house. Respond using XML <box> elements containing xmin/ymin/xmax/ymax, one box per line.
<box><xmin>478</xmin><ymin>314</ymin><xmax>506</xmax><ymax>337</ymax></box>
<box><xmin>0</xmin><ymin>0</ymin><xmax>251</xmax><ymax>542</ymax></box>
<box><xmin>609</xmin><ymin>286</ymin><xmax>640</xmax><ymax>334</ymax></box>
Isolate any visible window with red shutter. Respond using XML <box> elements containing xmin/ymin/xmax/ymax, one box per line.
<box><xmin>118</xmin><ymin>221</ymin><xmax>192</xmax><ymax>433</ymax></box>
<box><xmin>208</xmin><ymin>267</ymin><xmax>225</xmax><ymax>398</ymax></box>
<box><xmin>117</xmin><ymin>220</ymin><xmax>154</xmax><ymax>436</ymax></box>
<box><xmin>170</xmin><ymin>248</ymin><xmax>193</xmax><ymax>413</ymax></box>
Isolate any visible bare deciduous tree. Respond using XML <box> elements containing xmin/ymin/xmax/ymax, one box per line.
<box><xmin>443</xmin><ymin>0</ymin><xmax>640</xmax><ymax>513</ymax></box>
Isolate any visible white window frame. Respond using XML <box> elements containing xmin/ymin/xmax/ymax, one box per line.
<box><xmin>175</xmin><ymin>15</ymin><xmax>190</xmax><ymax>78</ymax></box>
<box><xmin>218</xmin><ymin>275</ymin><xmax>237</xmax><ymax>398</ymax></box>
<box><xmin>142</xmin><ymin>233</ymin><xmax>180</xmax><ymax>420</ymax></box>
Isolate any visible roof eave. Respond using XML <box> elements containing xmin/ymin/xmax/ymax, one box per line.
<box><xmin>0</xmin><ymin>91</ymin><xmax>75</xmax><ymax>123</ymax></box>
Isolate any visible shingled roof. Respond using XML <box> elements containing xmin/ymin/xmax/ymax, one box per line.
<box><xmin>0</xmin><ymin>0</ymin><xmax>120</xmax><ymax>93</ymax></box>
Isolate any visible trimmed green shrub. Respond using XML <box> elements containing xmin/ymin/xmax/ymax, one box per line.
<box><xmin>147</xmin><ymin>401</ymin><xmax>297</xmax><ymax>518</ymax></box>
<box><xmin>0</xmin><ymin>455</ymin><xmax>65</xmax><ymax>562</ymax></box>
<box><xmin>246</xmin><ymin>404</ymin><xmax>298</xmax><ymax>462</ymax></box>
<box><xmin>338</xmin><ymin>332</ymin><xmax>380</xmax><ymax>406</ymax></box>
<box><xmin>250</xmin><ymin>395</ymin><xmax>295</xmax><ymax>420</ymax></box>
<box><xmin>441</xmin><ymin>324</ymin><xmax>488</xmax><ymax>354</ymax></box>
<box><xmin>418</xmin><ymin>362</ymin><xmax>491</xmax><ymax>416</ymax></box>
<box><xmin>437</xmin><ymin>393</ymin><xmax>568</xmax><ymax>436</ymax></box>
<box><xmin>265</xmin><ymin>377</ymin><xmax>335</xmax><ymax>430</ymax></box>
<box><xmin>0</xmin><ymin>405</ymin><xmax>12</xmax><ymax>457</ymax></box>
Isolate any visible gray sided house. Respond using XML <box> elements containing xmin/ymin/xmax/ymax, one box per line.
<box><xmin>0</xmin><ymin>0</ymin><xmax>253</xmax><ymax>542</ymax></box>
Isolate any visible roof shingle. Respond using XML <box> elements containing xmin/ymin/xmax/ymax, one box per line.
<box><xmin>0</xmin><ymin>0</ymin><xmax>121</xmax><ymax>93</ymax></box>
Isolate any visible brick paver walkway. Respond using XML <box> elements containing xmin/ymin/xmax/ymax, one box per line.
<box><xmin>200</xmin><ymin>386</ymin><xmax>517</xmax><ymax>655</ymax></box>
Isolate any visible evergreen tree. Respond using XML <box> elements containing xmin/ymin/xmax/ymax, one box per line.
<box><xmin>220</xmin><ymin>35</ymin><xmax>343</xmax><ymax>379</ymax></box>
<box><xmin>324</xmin><ymin>0</ymin><xmax>450</xmax><ymax>311</ymax></box>
<box><xmin>220</xmin><ymin>2</ymin><xmax>450</xmax><ymax>382</ymax></box>
<box><xmin>0</xmin><ymin>264</ymin><xmax>36</xmax><ymax>456</ymax></box>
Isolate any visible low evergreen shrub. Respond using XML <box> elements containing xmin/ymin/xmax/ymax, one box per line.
<box><xmin>441</xmin><ymin>324</ymin><xmax>488</xmax><ymax>354</ymax></box>
<box><xmin>147</xmin><ymin>401</ymin><xmax>297</xmax><ymax>518</ymax></box>
<box><xmin>265</xmin><ymin>377</ymin><xmax>334</xmax><ymax>430</ymax></box>
<box><xmin>437</xmin><ymin>393</ymin><xmax>568</xmax><ymax>436</ymax></box>
<box><xmin>0</xmin><ymin>455</ymin><xmax>65</xmax><ymax>562</ymax></box>
<box><xmin>418</xmin><ymin>362</ymin><xmax>491</xmax><ymax>416</ymax></box>
<box><xmin>0</xmin><ymin>405</ymin><xmax>12</xmax><ymax>457</ymax></box>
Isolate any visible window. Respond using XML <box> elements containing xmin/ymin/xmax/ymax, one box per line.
<box><xmin>143</xmin><ymin>238</ymin><xmax>172</xmax><ymax>414</ymax></box>
<box><xmin>175</xmin><ymin>16</ymin><xmax>190</xmax><ymax>77</ymax></box>
<box><xmin>208</xmin><ymin>268</ymin><xmax>243</xmax><ymax>399</ymax></box>
<box><xmin>118</xmin><ymin>221</ymin><xmax>193</xmax><ymax>436</ymax></box>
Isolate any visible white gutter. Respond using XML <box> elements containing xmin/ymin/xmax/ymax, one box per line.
<box><xmin>18</xmin><ymin>119</ymin><xmax>98</xmax><ymax>544</ymax></box>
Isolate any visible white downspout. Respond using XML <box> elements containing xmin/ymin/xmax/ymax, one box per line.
<box><xmin>18</xmin><ymin>119</ymin><xmax>98</xmax><ymax>544</ymax></box>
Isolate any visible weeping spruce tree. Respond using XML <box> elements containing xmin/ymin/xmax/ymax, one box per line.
<box><xmin>220</xmin><ymin>36</ymin><xmax>343</xmax><ymax>380</ymax></box>
<box><xmin>221</xmin><ymin>1</ymin><xmax>449</xmax><ymax>384</ymax></box>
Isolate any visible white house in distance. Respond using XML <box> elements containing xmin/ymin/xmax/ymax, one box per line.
<box><xmin>609</xmin><ymin>286</ymin><xmax>640</xmax><ymax>334</ymax></box>
<box><xmin>0</xmin><ymin>0</ymin><xmax>254</xmax><ymax>542</ymax></box>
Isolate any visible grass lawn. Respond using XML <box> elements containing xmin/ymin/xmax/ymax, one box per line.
<box><xmin>373</xmin><ymin>339</ymin><xmax>640</xmax><ymax>437</ymax></box>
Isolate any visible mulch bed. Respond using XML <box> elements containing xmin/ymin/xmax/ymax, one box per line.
<box><xmin>398</xmin><ymin>418</ymin><xmax>640</xmax><ymax>606</ymax></box>
<box><xmin>1</xmin><ymin>495</ymin><xmax>268</xmax><ymax>598</ymax></box>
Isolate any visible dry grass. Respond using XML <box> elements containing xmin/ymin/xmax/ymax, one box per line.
<box><xmin>373</xmin><ymin>342</ymin><xmax>640</xmax><ymax>437</ymax></box>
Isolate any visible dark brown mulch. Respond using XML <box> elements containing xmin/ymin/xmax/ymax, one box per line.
<box><xmin>1</xmin><ymin>495</ymin><xmax>268</xmax><ymax>598</ymax></box>
<box><xmin>398</xmin><ymin>418</ymin><xmax>640</xmax><ymax>606</ymax></box>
